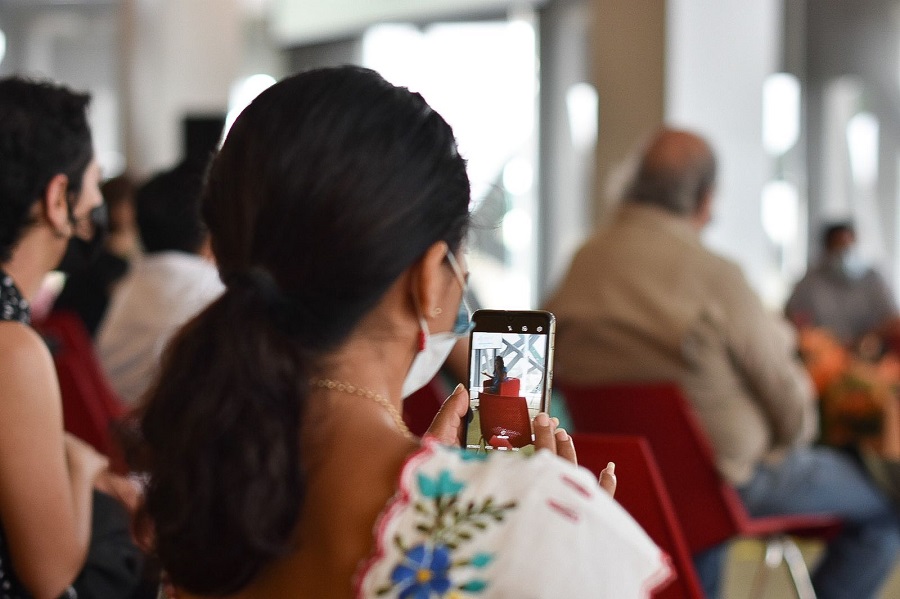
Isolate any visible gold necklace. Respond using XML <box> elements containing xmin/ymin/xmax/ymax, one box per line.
<box><xmin>312</xmin><ymin>378</ymin><xmax>415</xmax><ymax>440</ymax></box>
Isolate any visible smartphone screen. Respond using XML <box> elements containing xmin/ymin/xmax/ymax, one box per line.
<box><xmin>463</xmin><ymin>310</ymin><xmax>555</xmax><ymax>454</ymax></box>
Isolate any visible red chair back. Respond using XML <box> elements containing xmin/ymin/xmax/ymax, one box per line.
<box><xmin>477</xmin><ymin>392</ymin><xmax>532</xmax><ymax>448</ymax></box>
<box><xmin>34</xmin><ymin>311</ymin><xmax>127</xmax><ymax>467</ymax></box>
<box><xmin>559</xmin><ymin>381</ymin><xmax>754</xmax><ymax>552</ymax></box>
<box><xmin>497</xmin><ymin>378</ymin><xmax>520</xmax><ymax>396</ymax></box>
<box><xmin>402</xmin><ymin>376</ymin><xmax>448</xmax><ymax>437</ymax></box>
<box><xmin>572</xmin><ymin>433</ymin><xmax>703</xmax><ymax>598</ymax></box>
<box><xmin>561</xmin><ymin>381</ymin><xmax>842</xmax><ymax>553</ymax></box>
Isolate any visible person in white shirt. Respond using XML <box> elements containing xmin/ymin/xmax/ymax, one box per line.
<box><xmin>97</xmin><ymin>161</ymin><xmax>224</xmax><ymax>405</ymax></box>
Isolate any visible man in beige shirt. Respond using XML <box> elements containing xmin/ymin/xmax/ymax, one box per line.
<box><xmin>546</xmin><ymin>128</ymin><xmax>899</xmax><ymax>599</ymax></box>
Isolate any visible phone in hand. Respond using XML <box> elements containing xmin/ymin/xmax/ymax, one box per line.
<box><xmin>462</xmin><ymin>309</ymin><xmax>556</xmax><ymax>454</ymax></box>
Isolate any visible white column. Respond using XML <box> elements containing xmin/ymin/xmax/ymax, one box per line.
<box><xmin>666</xmin><ymin>0</ymin><xmax>783</xmax><ymax>304</ymax></box>
<box><xmin>124</xmin><ymin>0</ymin><xmax>242</xmax><ymax>177</ymax></box>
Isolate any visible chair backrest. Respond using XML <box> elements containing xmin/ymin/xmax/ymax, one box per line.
<box><xmin>477</xmin><ymin>392</ymin><xmax>532</xmax><ymax>448</ymax></box>
<box><xmin>559</xmin><ymin>381</ymin><xmax>748</xmax><ymax>553</ymax></box>
<box><xmin>572</xmin><ymin>433</ymin><xmax>704</xmax><ymax>599</ymax></box>
<box><xmin>402</xmin><ymin>376</ymin><xmax>447</xmax><ymax>437</ymax></box>
<box><xmin>497</xmin><ymin>378</ymin><xmax>520</xmax><ymax>396</ymax></box>
<box><xmin>33</xmin><ymin>311</ymin><xmax>126</xmax><ymax>465</ymax></box>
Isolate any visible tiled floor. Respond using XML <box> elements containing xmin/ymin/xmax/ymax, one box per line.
<box><xmin>723</xmin><ymin>539</ymin><xmax>900</xmax><ymax>598</ymax></box>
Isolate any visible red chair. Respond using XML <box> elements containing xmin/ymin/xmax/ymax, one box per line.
<box><xmin>402</xmin><ymin>376</ymin><xmax>448</xmax><ymax>437</ymax></box>
<box><xmin>34</xmin><ymin>311</ymin><xmax>128</xmax><ymax>471</ymax></box>
<box><xmin>477</xmin><ymin>392</ymin><xmax>531</xmax><ymax>449</ymax></box>
<box><xmin>559</xmin><ymin>381</ymin><xmax>841</xmax><ymax>599</ymax></box>
<box><xmin>483</xmin><ymin>377</ymin><xmax>520</xmax><ymax>396</ymax></box>
<box><xmin>572</xmin><ymin>433</ymin><xmax>703</xmax><ymax>598</ymax></box>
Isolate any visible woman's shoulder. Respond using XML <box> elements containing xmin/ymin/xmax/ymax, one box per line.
<box><xmin>0</xmin><ymin>320</ymin><xmax>54</xmax><ymax>371</ymax></box>
<box><xmin>355</xmin><ymin>439</ymin><xmax>672</xmax><ymax>598</ymax></box>
<box><xmin>0</xmin><ymin>321</ymin><xmax>59</xmax><ymax>411</ymax></box>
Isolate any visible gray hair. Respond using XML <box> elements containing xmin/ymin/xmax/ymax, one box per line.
<box><xmin>624</xmin><ymin>128</ymin><xmax>717</xmax><ymax>216</ymax></box>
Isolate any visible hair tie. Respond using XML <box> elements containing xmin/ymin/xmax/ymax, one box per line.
<box><xmin>226</xmin><ymin>266</ymin><xmax>283</xmax><ymax>301</ymax></box>
<box><xmin>225</xmin><ymin>267</ymin><xmax>305</xmax><ymax>332</ymax></box>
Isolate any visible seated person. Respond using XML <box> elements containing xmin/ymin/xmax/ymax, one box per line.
<box><xmin>0</xmin><ymin>76</ymin><xmax>147</xmax><ymax>599</ymax></box>
<box><xmin>786</xmin><ymin>221</ymin><xmax>900</xmax><ymax>349</ymax></box>
<box><xmin>51</xmin><ymin>175</ymin><xmax>137</xmax><ymax>336</ymax></box>
<box><xmin>138</xmin><ymin>66</ymin><xmax>670</xmax><ymax>598</ymax></box>
<box><xmin>485</xmin><ymin>355</ymin><xmax>509</xmax><ymax>393</ymax></box>
<box><xmin>546</xmin><ymin>127</ymin><xmax>900</xmax><ymax>599</ymax></box>
<box><xmin>96</xmin><ymin>161</ymin><xmax>224</xmax><ymax>405</ymax></box>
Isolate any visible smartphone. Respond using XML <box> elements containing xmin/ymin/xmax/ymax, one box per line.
<box><xmin>463</xmin><ymin>309</ymin><xmax>556</xmax><ymax>454</ymax></box>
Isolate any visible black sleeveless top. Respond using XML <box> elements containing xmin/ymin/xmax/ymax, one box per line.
<box><xmin>0</xmin><ymin>271</ymin><xmax>76</xmax><ymax>599</ymax></box>
<box><xmin>0</xmin><ymin>273</ymin><xmax>30</xmax><ymax>325</ymax></box>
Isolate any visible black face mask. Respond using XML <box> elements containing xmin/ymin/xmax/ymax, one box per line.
<box><xmin>55</xmin><ymin>204</ymin><xmax>109</xmax><ymax>275</ymax></box>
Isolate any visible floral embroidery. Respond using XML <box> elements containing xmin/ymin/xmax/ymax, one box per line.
<box><xmin>376</xmin><ymin>468</ymin><xmax>516</xmax><ymax>597</ymax></box>
<box><xmin>418</xmin><ymin>471</ymin><xmax>464</xmax><ymax>498</ymax></box>
<box><xmin>390</xmin><ymin>544</ymin><xmax>452</xmax><ymax>598</ymax></box>
<box><xmin>458</xmin><ymin>450</ymin><xmax>488</xmax><ymax>462</ymax></box>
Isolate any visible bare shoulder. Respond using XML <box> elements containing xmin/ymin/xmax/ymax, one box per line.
<box><xmin>0</xmin><ymin>321</ymin><xmax>59</xmax><ymax>413</ymax></box>
<box><xmin>0</xmin><ymin>320</ymin><xmax>54</xmax><ymax>367</ymax></box>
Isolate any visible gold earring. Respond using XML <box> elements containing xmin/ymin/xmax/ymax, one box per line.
<box><xmin>431</xmin><ymin>307</ymin><xmax>443</xmax><ymax>318</ymax></box>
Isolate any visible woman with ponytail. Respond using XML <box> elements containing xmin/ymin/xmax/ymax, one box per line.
<box><xmin>141</xmin><ymin>66</ymin><xmax>670</xmax><ymax>598</ymax></box>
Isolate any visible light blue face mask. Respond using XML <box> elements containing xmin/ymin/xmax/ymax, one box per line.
<box><xmin>401</xmin><ymin>250</ymin><xmax>473</xmax><ymax>398</ymax></box>
<box><xmin>446</xmin><ymin>252</ymin><xmax>475</xmax><ymax>336</ymax></box>
<box><xmin>829</xmin><ymin>247</ymin><xmax>868</xmax><ymax>281</ymax></box>
<box><xmin>840</xmin><ymin>248</ymin><xmax>868</xmax><ymax>280</ymax></box>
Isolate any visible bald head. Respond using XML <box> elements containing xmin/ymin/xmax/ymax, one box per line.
<box><xmin>625</xmin><ymin>128</ymin><xmax>717</xmax><ymax>220</ymax></box>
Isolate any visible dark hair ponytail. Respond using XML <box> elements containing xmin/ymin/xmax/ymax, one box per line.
<box><xmin>139</xmin><ymin>66</ymin><xmax>470</xmax><ymax>594</ymax></box>
<box><xmin>141</xmin><ymin>272</ymin><xmax>309</xmax><ymax>593</ymax></box>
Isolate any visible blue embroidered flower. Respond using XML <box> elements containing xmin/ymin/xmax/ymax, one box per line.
<box><xmin>418</xmin><ymin>470</ymin><xmax>465</xmax><ymax>498</ymax></box>
<box><xmin>391</xmin><ymin>543</ymin><xmax>452</xmax><ymax>599</ymax></box>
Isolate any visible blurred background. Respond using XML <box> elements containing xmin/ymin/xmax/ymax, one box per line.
<box><xmin>0</xmin><ymin>0</ymin><xmax>892</xmax><ymax>313</ymax></box>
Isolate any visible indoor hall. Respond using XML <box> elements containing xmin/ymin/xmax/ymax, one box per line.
<box><xmin>2</xmin><ymin>1</ymin><xmax>900</xmax><ymax>597</ymax></box>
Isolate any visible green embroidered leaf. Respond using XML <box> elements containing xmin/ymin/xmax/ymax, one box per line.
<box><xmin>458</xmin><ymin>530</ymin><xmax>472</xmax><ymax>540</ymax></box>
<box><xmin>471</xmin><ymin>553</ymin><xmax>493</xmax><ymax>568</ymax></box>
<box><xmin>376</xmin><ymin>584</ymin><xmax>393</xmax><ymax>595</ymax></box>
<box><xmin>473</xmin><ymin>521</ymin><xmax>487</xmax><ymax>530</ymax></box>
<box><xmin>460</xmin><ymin>580</ymin><xmax>489</xmax><ymax>592</ymax></box>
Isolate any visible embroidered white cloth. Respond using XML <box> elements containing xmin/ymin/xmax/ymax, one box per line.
<box><xmin>356</xmin><ymin>438</ymin><xmax>673</xmax><ymax>598</ymax></box>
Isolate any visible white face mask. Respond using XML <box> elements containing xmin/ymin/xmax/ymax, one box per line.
<box><xmin>401</xmin><ymin>324</ymin><xmax>460</xmax><ymax>399</ymax></box>
<box><xmin>401</xmin><ymin>252</ymin><xmax>472</xmax><ymax>399</ymax></box>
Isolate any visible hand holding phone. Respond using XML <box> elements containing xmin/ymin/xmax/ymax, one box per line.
<box><xmin>462</xmin><ymin>309</ymin><xmax>555</xmax><ymax>454</ymax></box>
<box><xmin>426</xmin><ymin>383</ymin><xmax>580</xmax><ymax>468</ymax></box>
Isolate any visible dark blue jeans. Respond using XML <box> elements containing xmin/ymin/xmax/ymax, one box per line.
<box><xmin>694</xmin><ymin>446</ymin><xmax>900</xmax><ymax>599</ymax></box>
